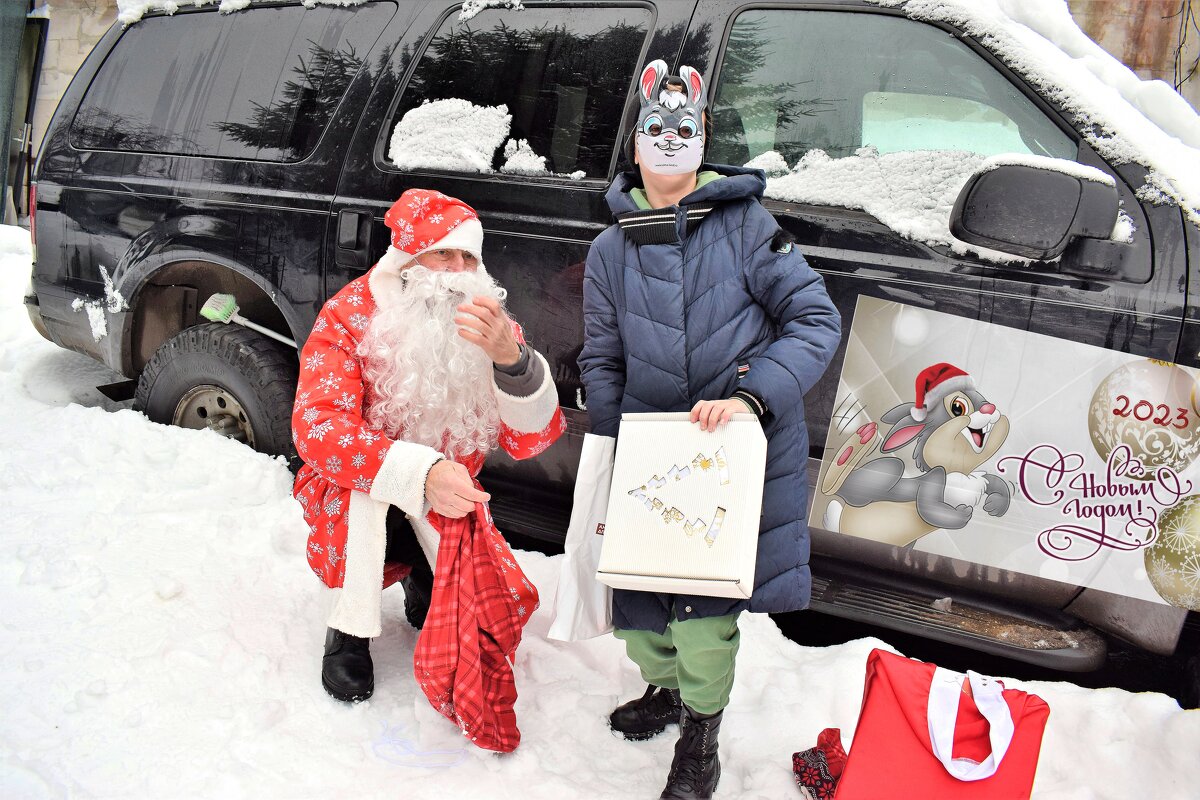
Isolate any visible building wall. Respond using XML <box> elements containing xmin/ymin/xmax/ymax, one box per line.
<box><xmin>1070</xmin><ymin>0</ymin><xmax>1200</xmax><ymax>110</ymax></box>
<box><xmin>29</xmin><ymin>0</ymin><xmax>118</xmax><ymax>161</ymax></box>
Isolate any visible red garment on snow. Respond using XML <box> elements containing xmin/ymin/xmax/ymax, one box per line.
<box><xmin>415</xmin><ymin>487</ymin><xmax>540</xmax><ymax>752</ymax></box>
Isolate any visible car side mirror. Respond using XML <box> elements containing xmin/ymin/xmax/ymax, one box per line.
<box><xmin>950</xmin><ymin>160</ymin><xmax>1119</xmax><ymax>261</ymax></box>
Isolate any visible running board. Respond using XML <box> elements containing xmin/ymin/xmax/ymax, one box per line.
<box><xmin>97</xmin><ymin>379</ymin><xmax>136</xmax><ymax>402</ymax></box>
<box><xmin>809</xmin><ymin>562</ymin><xmax>1107</xmax><ymax>671</ymax></box>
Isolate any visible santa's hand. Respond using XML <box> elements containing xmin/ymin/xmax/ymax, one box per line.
<box><xmin>456</xmin><ymin>296</ymin><xmax>521</xmax><ymax>367</ymax></box>
<box><xmin>690</xmin><ymin>399</ymin><xmax>747</xmax><ymax>432</ymax></box>
<box><xmin>425</xmin><ymin>460</ymin><xmax>491</xmax><ymax>519</ymax></box>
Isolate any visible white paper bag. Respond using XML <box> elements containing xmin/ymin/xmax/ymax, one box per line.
<box><xmin>596</xmin><ymin>412</ymin><xmax>767</xmax><ymax>599</ymax></box>
<box><xmin>547</xmin><ymin>433</ymin><xmax>615</xmax><ymax>641</ymax></box>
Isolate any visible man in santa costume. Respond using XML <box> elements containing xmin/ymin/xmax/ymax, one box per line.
<box><xmin>291</xmin><ymin>189</ymin><xmax>565</xmax><ymax>752</ymax></box>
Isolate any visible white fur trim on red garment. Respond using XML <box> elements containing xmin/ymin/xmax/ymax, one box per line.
<box><xmin>494</xmin><ymin>349</ymin><xmax>558</xmax><ymax>433</ymax></box>
<box><xmin>367</xmin><ymin>246</ymin><xmax>412</xmax><ymax>310</ymax></box>
<box><xmin>912</xmin><ymin>375</ymin><xmax>975</xmax><ymax>421</ymax></box>
<box><xmin>325</xmin><ymin>442</ymin><xmax>442</xmax><ymax>637</ymax></box>
<box><xmin>407</xmin><ymin>217</ymin><xmax>483</xmax><ymax>263</ymax></box>
<box><xmin>326</xmin><ymin>490</ymin><xmax>389</xmax><ymax>638</ymax></box>
<box><xmin>370</xmin><ymin>439</ymin><xmax>444</xmax><ymax>517</ymax></box>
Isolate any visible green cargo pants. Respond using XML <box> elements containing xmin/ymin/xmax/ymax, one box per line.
<box><xmin>613</xmin><ymin>611</ymin><xmax>741</xmax><ymax>715</ymax></box>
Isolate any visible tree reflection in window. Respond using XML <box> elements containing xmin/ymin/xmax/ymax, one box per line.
<box><xmin>395</xmin><ymin>9</ymin><xmax>650</xmax><ymax>178</ymax></box>
<box><xmin>70</xmin><ymin>3</ymin><xmax>392</xmax><ymax>162</ymax></box>
<box><xmin>215</xmin><ymin>42</ymin><xmax>366</xmax><ymax>159</ymax></box>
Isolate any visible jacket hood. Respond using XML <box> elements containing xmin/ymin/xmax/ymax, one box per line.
<box><xmin>605</xmin><ymin>163</ymin><xmax>767</xmax><ymax>216</ymax></box>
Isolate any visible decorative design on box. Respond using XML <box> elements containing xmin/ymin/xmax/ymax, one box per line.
<box><xmin>626</xmin><ymin>447</ymin><xmax>732</xmax><ymax>547</ymax></box>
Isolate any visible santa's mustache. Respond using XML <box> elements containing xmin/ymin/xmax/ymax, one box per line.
<box><xmin>398</xmin><ymin>263</ymin><xmax>507</xmax><ymax>308</ymax></box>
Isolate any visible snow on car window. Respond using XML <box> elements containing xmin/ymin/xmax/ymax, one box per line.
<box><xmin>386</xmin><ymin>100</ymin><xmax>584</xmax><ymax>179</ymax></box>
<box><xmin>761</xmin><ymin>147</ymin><xmax>1127</xmax><ymax>263</ymax></box>
<box><xmin>387</xmin><ymin>99</ymin><xmax>511</xmax><ymax>173</ymax></box>
<box><xmin>499</xmin><ymin>139</ymin><xmax>587</xmax><ymax>180</ymax></box>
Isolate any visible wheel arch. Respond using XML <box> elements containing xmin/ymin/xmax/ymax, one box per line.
<box><xmin>121</xmin><ymin>250</ymin><xmax>304</xmax><ymax>375</ymax></box>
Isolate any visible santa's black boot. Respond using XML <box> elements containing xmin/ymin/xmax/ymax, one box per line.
<box><xmin>401</xmin><ymin>564</ymin><xmax>433</xmax><ymax>630</ymax></box>
<box><xmin>659</xmin><ymin>705</ymin><xmax>723</xmax><ymax>800</ymax></box>
<box><xmin>609</xmin><ymin>684</ymin><xmax>682</xmax><ymax>740</ymax></box>
<box><xmin>321</xmin><ymin>627</ymin><xmax>374</xmax><ymax>702</ymax></box>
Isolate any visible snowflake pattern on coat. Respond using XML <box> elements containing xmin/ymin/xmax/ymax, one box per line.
<box><xmin>292</xmin><ymin>272</ymin><xmax>567</xmax><ymax>589</ymax></box>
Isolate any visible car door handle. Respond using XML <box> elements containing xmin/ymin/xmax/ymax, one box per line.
<box><xmin>336</xmin><ymin>209</ymin><xmax>374</xmax><ymax>271</ymax></box>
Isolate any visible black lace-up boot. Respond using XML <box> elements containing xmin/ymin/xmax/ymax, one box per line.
<box><xmin>321</xmin><ymin>627</ymin><xmax>373</xmax><ymax>702</ymax></box>
<box><xmin>609</xmin><ymin>684</ymin><xmax>683</xmax><ymax>740</ymax></box>
<box><xmin>659</xmin><ymin>705</ymin><xmax>723</xmax><ymax>799</ymax></box>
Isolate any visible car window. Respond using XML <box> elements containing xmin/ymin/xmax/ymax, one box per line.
<box><xmin>710</xmin><ymin>10</ymin><xmax>1075</xmax><ymax>167</ymax></box>
<box><xmin>386</xmin><ymin>4</ymin><xmax>652</xmax><ymax>179</ymax></box>
<box><xmin>71</xmin><ymin>3</ymin><xmax>393</xmax><ymax>161</ymax></box>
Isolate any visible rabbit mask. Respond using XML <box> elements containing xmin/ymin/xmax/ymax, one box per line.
<box><xmin>634</xmin><ymin>59</ymin><xmax>706</xmax><ymax>176</ymax></box>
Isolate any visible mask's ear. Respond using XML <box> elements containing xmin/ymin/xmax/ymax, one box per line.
<box><xmin>678</xmin><ymin>65</ymin><xmax>705</xmax><ymax>108</ymax></box>
<box><xmin>639</xmin><ymin>59</ymin><xmax>667</xmax><ymax>106</ymax></box>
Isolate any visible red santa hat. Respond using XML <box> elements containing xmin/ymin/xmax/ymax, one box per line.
<box><xmin>911</xmin><ymin>363</ymin><xmax>974</xmax><ymax>422</ymax></box>
<box><xmin>383</xmin><ymin>189</ymin><xmax>483</xmax><ymax>263</ymax></box>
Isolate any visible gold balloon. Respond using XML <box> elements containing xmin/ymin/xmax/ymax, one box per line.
<box><xmin>1089</xmin><ymin>360</ymin><xmax>1200</xmax><ymax>479</ymax></box>
<box><xmin>1146</xmin><ymin>495</ymin><xmax>1200</xmax><ymax>611</ymax></box>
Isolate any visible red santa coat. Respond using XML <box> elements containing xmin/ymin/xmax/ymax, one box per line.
<box><xmin>291</xmin><ymin>254</ymin><xmax>566</xmax><ymax>641</ymax></box>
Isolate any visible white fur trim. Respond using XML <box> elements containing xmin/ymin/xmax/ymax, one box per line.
<box><xmin>911</xmin><ymin>407</ymin><xmax>927</xmax><ymax>422</ymax></box>
<box><xmin>368</xmin><ymin>246</ymin><xmax>412</xmax><ymax>310</ymax></box>
<box><xmin>409</xmin><ymin>512</ymin><xmax>443</xmax><ymax>575</ymax></box>
<box><xmin>414</xmin><ymin>218</ymin><xmax>483</xmax><ymax>262</ymax></box>
<box><xmin>326</xmin><ymin>490</ymin><xmax>389</xmax><ymax>638</ymax></box>
<box><xmin>494</xmin><ymin>349</ymin><xmax>558</xmax><ymax>433</ymax></box>
<box><xmin>922</xmin><ymin>375</ymin><xmax>975</xmax><ymax>413</ymax></box>
<box><xmin>369</xmin><ymin>440</ymin><xmax>444</xmax><ymax>517</ymax></box>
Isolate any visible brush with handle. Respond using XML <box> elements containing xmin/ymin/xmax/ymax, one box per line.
<box><xmin>200</xmin><ymin>293</ymin><xmax>298</xmax><ymax>349</ymax></box>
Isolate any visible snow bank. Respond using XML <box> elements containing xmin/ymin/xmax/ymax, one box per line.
<box><xmin>3</xmin><ymin>222</ymin><xmax>1199</xmax><ymax>798</ymax></box>
<box><xmin>868</xmin><ymin>0</ymin><xmax>1200</xmax><ymax>221</ymax></box>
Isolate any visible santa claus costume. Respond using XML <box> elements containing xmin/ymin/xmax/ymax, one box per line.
<box><xmin>291</xmin><ymin>189</ymin><xmax>565</xmax><ymax>752</ymax></box>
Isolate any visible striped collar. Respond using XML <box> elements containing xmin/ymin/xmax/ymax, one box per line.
<box><xmin>615</xmin><ymin>204</ymin><xmax>717</xmax><ymax>245</ymax></box>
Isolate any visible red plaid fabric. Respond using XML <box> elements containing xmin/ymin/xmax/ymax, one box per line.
<box><xmin>414</xmin><ymin>498</ymin><xmax>539</xmax><ymax>753</ymax></box>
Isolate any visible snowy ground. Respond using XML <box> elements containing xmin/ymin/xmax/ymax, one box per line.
<box><xmin>1</xmin><ymin>223</ymin><xmax>1197</xmax><ymax>798</ymax></box>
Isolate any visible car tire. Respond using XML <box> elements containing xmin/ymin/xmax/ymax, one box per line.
<box><xmin>135</xmin><ymin>323</ymin><xmax>298</xmax><ymax>466</ymax></box>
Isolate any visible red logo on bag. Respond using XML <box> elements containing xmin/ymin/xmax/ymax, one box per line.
<box><xmin>595</xmin><ymin>523</ymin><xmax>605</xmax><ymax>535</ymax></box>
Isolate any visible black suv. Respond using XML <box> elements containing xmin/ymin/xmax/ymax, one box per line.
<box><xmin>25</xmin><ymin>0</ymin><xmax>1200</xmax><ymax>701</ymax></box>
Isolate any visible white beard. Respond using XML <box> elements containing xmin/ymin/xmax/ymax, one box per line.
<box><xmin>358</xmin><ymin>263</ymin><xmax>506</xmax><ymax>460</ymax></box>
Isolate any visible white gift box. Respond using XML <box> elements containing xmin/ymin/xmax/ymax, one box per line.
<box><xmin>596</xmin><ymin>412</ymin><xmax>768</xmax><ymax>599</ymax></box>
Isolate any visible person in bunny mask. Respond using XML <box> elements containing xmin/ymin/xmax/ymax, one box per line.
<box><xmin>579</xmin><ymin>62</ymin><xmax>841</xmax><ymax>798</ymax></box>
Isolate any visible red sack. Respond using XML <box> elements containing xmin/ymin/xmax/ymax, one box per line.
<box><xmin>836</xmin><ymin>649</ymin><xmax>1050</xmax><ymax>800</ymax></box>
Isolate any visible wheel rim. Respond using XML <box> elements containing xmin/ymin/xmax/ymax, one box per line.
<box><xmin>172</xmin><ymin>385</ymin><xmax>256</xmax><ymax>447</ymax></box>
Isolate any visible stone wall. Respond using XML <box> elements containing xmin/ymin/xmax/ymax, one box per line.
<box><xmin>1070</xmin><ymin>0</ymin><xmax>1200</xmax><ymax>111</ymax></box>
<box><xmin>29</xmin><ymin>0</ymin><xmax>118</xmax><ymax>159</ymax></box>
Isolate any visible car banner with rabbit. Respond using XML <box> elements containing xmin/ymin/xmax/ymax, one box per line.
<box><xmin>813</xmin><ymin>296</ymin><xmax>1200</xmax><ymax>611</ymax></box>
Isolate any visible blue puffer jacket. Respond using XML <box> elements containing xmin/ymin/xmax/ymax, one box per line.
<box><xmin>579</xmin><ymin>164</ymin><xmax>841</xmax><ymax>633</ymax></box>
